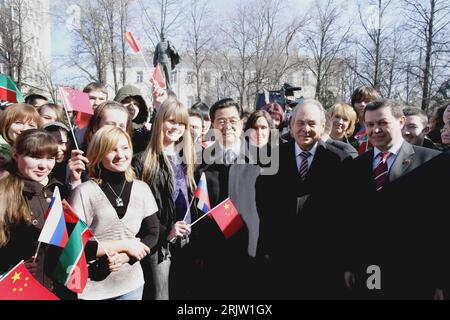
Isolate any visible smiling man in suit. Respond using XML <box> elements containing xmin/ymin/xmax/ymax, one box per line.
<box><xmin>258</xmin><ymin>99</ymin><xmax>352</xmax><ymax>299</ymax></box>
<box><xmin>343</xmin><ymin>99</ymin><xmax>450</xmax><ymax>299</ymax></box>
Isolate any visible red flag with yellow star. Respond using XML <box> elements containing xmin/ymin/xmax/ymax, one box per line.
<box><xmin>208</xmin><ymin>198</ymin><xmax>244</xmax><ymax>239</ymax></box>
<box><xmin>0</xmin><ymin>261</ymin><xmax>59</xmax><ymax>300</ymax></box>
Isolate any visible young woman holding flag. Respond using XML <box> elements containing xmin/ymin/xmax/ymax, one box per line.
<box><xmin>68</xmin><ymin>126</ymin><xmax>159</xmax><ymax>300</ymax></box>
<box><xmin>0</xmin><ymin>130</ymin><xmax>60</xmax><ymax>288</ymax></box>
<box><xmin>134</xmin><ymin>98</ymin><xmax>199</xmax><ymax>300</ymax></box>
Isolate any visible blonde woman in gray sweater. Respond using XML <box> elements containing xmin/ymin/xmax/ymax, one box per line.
<box><xmin>69</xmin><ymin>126</ymin><xmax>159</xmax><ymax>300</ymax></box>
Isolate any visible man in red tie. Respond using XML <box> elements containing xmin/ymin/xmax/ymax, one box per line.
<box><xmin>343</xmin><ymin>99</ymin><xmax>450</xmax><ymax>299</ymax></box>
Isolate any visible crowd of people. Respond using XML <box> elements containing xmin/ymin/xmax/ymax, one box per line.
<box><xmin>1</xmin><ymin>80</ymin><xmax>450</xmax><ymax>300</ymax></box>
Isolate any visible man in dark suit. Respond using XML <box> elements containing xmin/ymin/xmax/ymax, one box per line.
<box><xmin>195</xmin><ymin>98</ymin><xmax>264</xmax><ymax>299</ymax></box>
<box><xmin>343</xmin><ymin>100</ymin><xmax>450</xmax><ymax>299</ymax></box>
<box><xmin>258</xmin><ymin>99</ymin><xmax>353</xmax><ymax>299</ymax></box>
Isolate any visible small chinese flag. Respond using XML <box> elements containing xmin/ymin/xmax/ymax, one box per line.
<box><xmin>0</xmin><ymin>261</ymin><xmax>59</xmax><ymax>300</ymax></box>
<box><xmin>208</xmin><ymin>198</ymin><xmax>244</xmax><ymax>239</ymax></box>
<box><xmin>125</xmin><ymin>31</ymin><xmax>141</xmax><ymax>53</ymax></box>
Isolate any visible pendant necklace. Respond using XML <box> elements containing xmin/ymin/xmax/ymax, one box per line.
<box><xmin>106</xmin><ymin>180</ymin><xmax>127</xmax><ymax>207</ymax></box>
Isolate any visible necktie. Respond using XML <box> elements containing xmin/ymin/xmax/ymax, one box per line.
<box><xmin>374</xmin><ymin>151</ymin><xmax>391</xmax><ymax>191</ymax></box>
<box><xmin>224</xmin><ymin>149</ymin><xmax>237</xmax><ymax>165</ymax></box>
<box><xmin>298</xmin><ymin>151</ymin><xmax>310</xmax><ymax>178</ymax></box>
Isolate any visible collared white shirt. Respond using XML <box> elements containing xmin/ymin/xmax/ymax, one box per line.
<box><xmin>294</xmin><ymin>142</ymin><xmax>318</xmax><ymax>172</ymax></box>
<box><xmin>220</xmin><ymin>139</ymin><xmax>242</xmax><ymax>157</ymax></box>
<box><xmin>372</xmin><ymin>138</ymin><xmax>405</xmax><ymax>172</ymax></box>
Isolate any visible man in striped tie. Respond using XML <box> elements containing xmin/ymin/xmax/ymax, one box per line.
<box><xmin>343</xmin><ymin>99</ymin><xmax>450</xmax><ymax>299</ymax></box>
<box><xmin>261</xmin><ymin>99</ymin><xmax>352</xmax><ymax>298</ymax></box>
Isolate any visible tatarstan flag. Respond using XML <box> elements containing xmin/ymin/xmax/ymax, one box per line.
<box><xmin>53</xmin><ymin>200</ymin><xmax>93</xmax><ymax>294</ymax></box>
<box><xmin>0</xmin><ymin>74</ymin><xmax>24</xmax><ymax>103</ymax></box>
<box><xmin>0</xmin><ymin>261</ymin><xmax>59</xmax><ymax>300</ymax></box>
<box><xmin>208</xmin><ymin>198</ymin><xmax>244</xmax><ymax>239</ymax></box>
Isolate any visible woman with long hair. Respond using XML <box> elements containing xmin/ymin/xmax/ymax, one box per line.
<box><xmin>244</xmin><ymin>110</ymin><xmax>274</xmax><ymax>148</ymax></box>
<box><xmin>68</xmin><ymin>126</ymin><xmax>159</xmax><ymax>300</ymax></box>
<box><xmin>134</xmin><ymin>98</ymin><xmax>198</xmax><ymax>300</ymax></box>
<box><xmin>0</xmin><ymin>129</ymin><xmax>59</xmax><ymax>287</ymax></box>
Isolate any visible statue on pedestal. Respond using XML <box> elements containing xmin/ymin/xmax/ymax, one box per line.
<box><xmin>153</xmin><ymin>32</ymin><xmax>180</xmax><ymax>89</ymax></box>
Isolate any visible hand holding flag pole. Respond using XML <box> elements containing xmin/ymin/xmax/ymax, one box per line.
<box><xmin>59</xmin><ymin>87</ymin><xmax>80</xmax><ymax>150</ymax></box>
<box><xmin>169</xmin><ymin>198</ymin><xmax>195</xmax><ymax>243</ymax></box>
<box><xmin>170</xmin><ymin>173</ymin><xmax>210</xmax><ymax>242</ymax></box>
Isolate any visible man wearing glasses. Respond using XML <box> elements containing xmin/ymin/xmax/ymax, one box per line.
<box><xmin>195</xmin><ymin>98</ymin><xmax>263</xmax><ymax>299</ymax></box>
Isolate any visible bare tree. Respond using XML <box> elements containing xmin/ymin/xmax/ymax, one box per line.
<box><xmin>249</xmin><ymin>0</ymin><xmax>304</xmax><ymax>96</ymax></box>
<box><xmin>380</xmin><ymin>25</ymin><xmax>409</xmax><ymax>99</ymax></box>
<box><xmin>98</xmin><ymin>0</ymin><xmax>133</xmax><ymax>93</ymax></box>
<box><xmin>214</xmin><ymin>1</ymin><xmax>254</xmax><ymax>107</ymax></box>
<box><xmin>138</xmin><ymin>0</ymin><xmax>186</xmax><ymax>45</ymax></box>
<box><xmin>302</xmin><ymin>0</ymin><xmax>351</xmax><ymax>105</ymax></box>
<box><xmin>341</xmin><ymin>53</ymin><xmax>360</xmax><ymax>101</ymax></box>
<box><xmin>99</xmin><ymin>0</ymin><xmax>119</xmax><ymax>92</ymax></box>
<box><xmin>119</xmin><ymin>0</ymin><xmax>131</xmax><ymax>86</ymax></box>
<box><xmin>0</xmin><ymin>0</ymin><xmax>31</xmax><ymax>88</ymax></box>
<box><xmin>36</xmin><ymin>62</ymin><xmax>59</xmax><ymax>102</ymax></box>
<box><xmin>403</xmin><ymin>0</ymin><xmax>450</xmax><ymax>110</ymax></box>
<box><xmin>67</xmin><ymin>0</ymin><xmax>110</xmax><ymax>84</ymax></box>
<box><xmin>214</xmin><ymin>0</ymin><xmax>304</xmax><ymax>108</ymax></box>
<box><xmin>348</xmin><ymin>0</ymin><xmax>394</xmax><ymax>91</ymax></box>
<box><xmin>183</xmin><ymin>0</ymin><xmax>213</xmax><ymax>102</ymax></box>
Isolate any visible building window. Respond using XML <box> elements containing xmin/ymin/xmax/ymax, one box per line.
<box><xmin>136</xmin><ymin>71</ymin><xmax>143</xmax><ymax>83</ymax></box>
<box><xmin>302</xmin><ymin>72</ymin><xmax>309</xmax><ymax>86</ymax></box>
<box><xmin>187</xmin><ymin>96</ymin><xmax>194</xmax><ymax>107</ymax></box>
<box><xmin>185</xmin><ymin>72</ymin><xmax>194</xmax><ymax>84</ymax></box>
<box><xmin>171</xmin><ymin>70</ymin><xmax>177</xmax><ymax>84</ymax></box>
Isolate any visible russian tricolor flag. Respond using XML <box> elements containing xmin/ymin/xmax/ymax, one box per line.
<box><xmin>38</xmin><ymin>187</ymin><xmax>69</xmax><ymax>248</ymax></box>
<box><xmin>195</xmin><ymin>173</ymin><xmax>211</xmax><ymax>213</ymax></box>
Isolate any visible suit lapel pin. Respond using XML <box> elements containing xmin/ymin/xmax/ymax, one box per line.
<box><xmin>402</xmin><ymin>159</ymin><xmax>411</xmax><ymax>166</ymax></box>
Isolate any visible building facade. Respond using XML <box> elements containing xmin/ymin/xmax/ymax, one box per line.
<box><xmin>106</xmin><ymin>53</ymin><xmax>345</xmax><ymax>110</ymax></box>
<box><xmin>0</xmin><ymin>0</ymin><xmax>51</xmax><ymax>95</ymax></box>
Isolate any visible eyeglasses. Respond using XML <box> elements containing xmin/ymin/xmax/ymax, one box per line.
<box><xmin>214</xmin><ymin>118</ymin><xmax>241</xmax><ymax>127</ymax></box>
